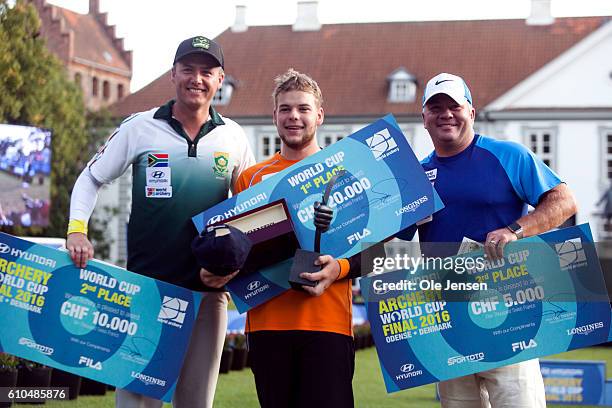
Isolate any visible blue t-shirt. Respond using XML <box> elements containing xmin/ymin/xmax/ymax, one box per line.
<box><xmin>416</xmin><ymin>134</ymin><xmax>561</xmax><ymax>250</ymax></box>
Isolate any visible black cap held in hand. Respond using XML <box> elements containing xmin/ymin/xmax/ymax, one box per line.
<box><xmin>191</xmin><ymin>224</ymin><xmax>252</xmax><ymax>276</ymax></box>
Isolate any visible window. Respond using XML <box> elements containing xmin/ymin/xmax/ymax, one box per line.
<box><xmin>398</xmin><ymin>124</ymin><xmax>414</xmax><ymax>147</ymax></box>
<box><xmin>260</xmin><ymin>134</ymin><xmax>281</xmax><ymax>159</ymax></box>
<box><xmin>212</xmin><ymin>82</ymin><xmax>234</xmax><ymax>106</ymax></box>
<box><xmin>92</xmin><ymin>77</ymin><xmax>99</xmax><ymax>97</ymax></box>
<box><xmin>212</xmin><ymin>86</ymin><xmax>225</xmax><ymax>105</ymax></box>
<box><xmin>74</xmin><ymin>72</ymin><xmax>82</xmax><ymax>87</ymax></box>
<box><xmin>524</xmin><ymin>127</ymin><xmax>556</xmax><ymax>169</ymax></box>
<box><xmin>389</xmin><ymin>80</ymin><xmax>417</xmax><ymax>103</ymax></box>
<box><xmin>103</xmin><ymin>80</ymin><xmax>110</xmax><ymax>100</ymax></box>
<box><xmin>600</xmin><ymin>127</ymin><xmax>612</xmax><ymax>181</ymax></box>
<box><xmin>319</xmin><ymin>126</ymin><xmax>351</xmax><ymax>148</ymax></box>
<box><xmin>117</xmin><ymin>84</ymin><xmax>125</xmax><ymax>99</ymax></box>
<box><xmin>387</xmin><ymin>68</ymin><xmax>417</xmax><ymax>103</ymax></box>
<box><xmin>320</xmin><ymin>132</ymin><xmax>345</xmax><ymax>147</ymax></box>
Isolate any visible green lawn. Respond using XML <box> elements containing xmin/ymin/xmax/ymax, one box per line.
<box><xmin>20</xmin><ymin>346</ymin><xmax>612</xmax><ymax>407</ymax></box>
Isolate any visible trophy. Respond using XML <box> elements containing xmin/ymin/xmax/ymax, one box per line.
<box><xmin>289</xmin><ymin>170</ymin><xmax>345</xmax><ymax>289</ymax></box>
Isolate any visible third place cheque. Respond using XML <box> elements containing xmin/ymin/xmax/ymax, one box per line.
<box><xmin>360</xmin><ymin>224</ymin><xmax>611</xmax><ymax>393</ymax></box>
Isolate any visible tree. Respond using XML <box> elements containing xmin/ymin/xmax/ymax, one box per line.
<box><xmin>0</xmin><ymin>0</ymin><xmax>89</xmax><ymax>239</ymax></box>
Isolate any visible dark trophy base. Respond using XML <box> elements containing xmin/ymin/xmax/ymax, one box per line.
<box><xmin>289</xmin><ymin>249</ymin><xmax>321</xmax><ymax>290</ymax></box>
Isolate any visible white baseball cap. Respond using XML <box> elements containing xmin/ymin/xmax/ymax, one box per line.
<box><xmin>422</xmin><ymin>73</ymin><xmax>473</xmax><ymax>107</ymax></box>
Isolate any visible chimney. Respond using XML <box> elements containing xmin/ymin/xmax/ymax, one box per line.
<box><xmin>293</xmin><ymin>1</ymin><xmax>321</xmax><ymax>32</ymax></box>
<box><xmin>89</xmin><ymin>0</ymin><xmax>100</xmax><ymax>14</ymax></box>
<box><xmin>231</xmin><ymin>5</ymin><xmax>247</xmax><ymax>33</ymax></box>
<box><xmin>527</xmin><ymin>0</ymin><xmax>554</xmax><ymax>26</ymax></box>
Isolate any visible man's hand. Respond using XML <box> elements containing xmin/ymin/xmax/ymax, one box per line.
<box><xmin>300</xmin><ymin>255</ymin><xmax>340</xmax><ymax>296</ymax></box>
<box><xmin>66</xmin><ymin>233</ymin><xmax>94</xmax><ymax>268</ymax></box>
<box><xmin>199</xmin><ymin>268</ymin><xmax>238</xmax><ymax>289</ymax></box>
<box><xmin>484</xmin><ymin>227</ymin><xmax>518</xmax><ymax>260</ymax></box>
<box><xmin>313</xmin><ymin>201</ymin><xmax>334</xmax><ymax>232</ymax></box>
<box><xmin>483</xmin><ymin>184</ymin><xmax>577</xmax><ymax>261</ymax></box>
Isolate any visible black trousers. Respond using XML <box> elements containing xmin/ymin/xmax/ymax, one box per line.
<box><xmin>248</xmin><ymin>330</ymin><xmax>355</xmax><ymax>408</ymax></box>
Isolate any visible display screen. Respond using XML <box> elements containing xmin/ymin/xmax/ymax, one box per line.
<box><xmin>0</xmin><ymin>123</ymin><xmax>52</xmax><ymax>228</ymax></box>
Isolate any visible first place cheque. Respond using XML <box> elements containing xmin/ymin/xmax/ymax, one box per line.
<box><xmin>193</xmin><ymin>114</ymin><xmax>444</xmax><ymax>313</ymax></box>
<box><xmin>0</xmin><ymin>232</ymin><xmax>201</xmax><ymax>402</ymax></box>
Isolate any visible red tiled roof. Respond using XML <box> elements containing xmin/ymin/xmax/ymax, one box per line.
<box><xmin>59</xmin><ymin>8</ymin><xmax>130</xmax><ymax>72</ymax></box>
<box><xmin>111</xmin><ymin>17</ymin><xmax>608</xmax><ymax>119</ymax></box>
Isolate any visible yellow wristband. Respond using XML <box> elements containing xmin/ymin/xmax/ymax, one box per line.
<box><xmin>67</xmin><ymin>219</ymin><xmax>88</xmax><ymax>236</ymax></box>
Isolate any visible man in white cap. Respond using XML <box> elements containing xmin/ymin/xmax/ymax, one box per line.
<box><xmin>414</xmin><ymin>72</ymin><xmax>577</xmax><ymax>407</ymax></box>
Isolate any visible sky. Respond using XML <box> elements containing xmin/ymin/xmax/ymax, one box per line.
<box><xmin>46</xmin><ymin>0</ymin><xmax>612</xmax><ymax>92</ymax></box>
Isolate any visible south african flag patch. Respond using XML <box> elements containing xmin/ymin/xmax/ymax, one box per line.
<box><xmin>148</xmin><ymin>153</ymin><xmax>169</xmax><ymax>167</ymax></box>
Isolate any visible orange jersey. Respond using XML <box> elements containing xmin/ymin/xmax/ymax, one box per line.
<box><xmin>234</xmin><ymin>152</ymin><xmax>353</xmax><ymax>336</ymax></box>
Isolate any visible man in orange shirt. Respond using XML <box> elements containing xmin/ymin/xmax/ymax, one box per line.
<box><xmin>233</xmin><ymin>69</ymin><xmax>357</xmax><ymax>408</ymax></box>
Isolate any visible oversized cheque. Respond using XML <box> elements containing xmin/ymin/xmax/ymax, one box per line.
<box><xmin>360</xmin><ymin>224</ymin><xmax>611</xmax><ymax>393</ymax></box>
<box><xmin>0</xmin><ymin>232</ymin><xmax>200</xmax><ymax>402</ymax></box>
<box><xmin>192</xmin><ymin>114</ymin><xmax>443</xmax><ymax>313</ymax></box>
